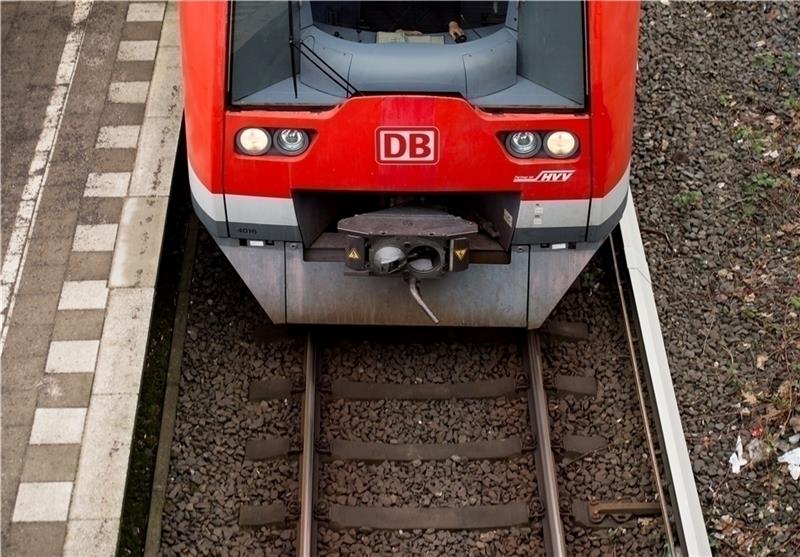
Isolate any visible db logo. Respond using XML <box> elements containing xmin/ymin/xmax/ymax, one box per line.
<box><xmin>376</xmin><ymin>127</ymin><xmax>438</xmax><ymax>164</ymax></box>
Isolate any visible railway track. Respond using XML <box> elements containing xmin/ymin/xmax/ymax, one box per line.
<box><xmin>219</xmin><ymin>241</ymin><xmax>672</xmax><ymax>556</ymax></box>
<box><xmin>154</xmin><ymin>219</ymin><xmax>710</xmax><ymax>556</ymax></box>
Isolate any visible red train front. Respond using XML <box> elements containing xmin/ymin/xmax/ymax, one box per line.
<box><xmin>180</xmin><ymin>1</ymin><xmax>640</xmax><ymax>327</ymax></box>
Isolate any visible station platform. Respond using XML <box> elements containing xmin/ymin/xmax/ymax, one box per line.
<box><xmin>1</xmin><ymin>2</ymin><xmax>180</xmax><ymax>554</ymax></box>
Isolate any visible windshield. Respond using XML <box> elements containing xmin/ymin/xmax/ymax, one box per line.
<box><xmin>230</xmin><ymin>1</ymin><xmax>585</xmax><ymax>110</ymax></box>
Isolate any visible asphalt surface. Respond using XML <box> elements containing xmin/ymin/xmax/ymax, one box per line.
<box><xmin>1</xmin><ymin>1</ymin><xmax>75</xmax><ymax>261</ymax></box>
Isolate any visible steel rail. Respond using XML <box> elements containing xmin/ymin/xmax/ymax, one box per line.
<box><xmin>616</xmin><ymin>196</ymin><xmax>712</xmax><ymax>556</ymax></box>
<box><xmin>298</xmin><ymin>333</ymin><xmax>318</xmax><ymax>557</ymax></box>
<box><xmin>610</xmin><ymin>237</ymin><xmax>676</xmax><ymax>552</ymax></box>
<box><xmin>525</xmin><ymin>332</ymin><xmax>567</xmax><ymax>557</ymax></box>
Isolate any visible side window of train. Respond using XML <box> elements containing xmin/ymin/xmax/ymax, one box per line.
<box><xmin>230</xmin><ymin>2</ymin><xmax>298</xmax><ymax>103</ymax></box>
<box><xmin>516</xmin><ymin>1</ymin><xmax>586</xmax><ymax>106</ymax></box>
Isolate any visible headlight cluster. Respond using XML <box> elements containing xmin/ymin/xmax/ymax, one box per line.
<box><xmin>503</xmin><ymin>130</ymin><xmax>579</xmax><ymax>159</ymax></box>
<box><xmin>235</xmin><ymin>128</ymin><xmax>311</xmax><ymax>157</ymax></box>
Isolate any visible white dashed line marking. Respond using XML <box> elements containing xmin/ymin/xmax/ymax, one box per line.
<box><xmin>0</xmin><ymin>0</ymin><xmax>94</xmax><ymax>353</ymax></box>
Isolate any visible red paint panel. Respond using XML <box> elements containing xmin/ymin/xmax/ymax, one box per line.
<box><xmin>587</xmin><ymin>1</ymin><xmax>641</xmax><ymax>197</ymax></box>
<box><xmin>223</xmin><ymin>96</ymin><xmax>591</xmax><ymax>201</ymax></box>
<box><xmin>180</xmin><ymin>1</ymin><xmax>227</xmax><ymax>193</ymax></box>
<box><xmin>182</xmin><ymin>2</ymin><xmax>640</xmax><ymax>203</ymax></box>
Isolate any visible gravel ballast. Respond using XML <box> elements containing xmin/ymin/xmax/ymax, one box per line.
<box><xmin>635</xmin><ymin>2</ymin><xmax>799</xmax><ymax>554</ymax></box>
<box><xmin>160</xmin><ymin>234</ymin><xmax>304</xmax><ymax>557</ymax></box>
<box><xmin>542</xmin><ymin>254</ymin><xmax>665</xmax><ymax>555</ymax></box>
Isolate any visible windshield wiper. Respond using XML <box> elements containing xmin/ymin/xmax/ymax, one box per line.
<box><xmin>287</xmin><ymin>1</ymin><xmax>360</xmax><ymax>98</ymax></box>
<box><xmin>292</xmin><ymin>40</ymin><xmax>362</xmax><ymax>97</ymax></box>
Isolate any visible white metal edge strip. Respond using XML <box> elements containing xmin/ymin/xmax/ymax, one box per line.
<box><xmin>589</xmin><ymin>164</ymin><xmax>630</xmax><ymax>227</ymax></box>
<box><xmin>517</xmin><ymin>165</ymin><xmax>630</xmax><ymax>230</ymax></box>
<box><xmin>226</xmin><ymin>194</ymin><xmax>298</xmax><ymax>227</ymax></box>
<box><xmin>516</xmin><ymin>199</ymin><xmax>589</xmax><ymax>229</ymax></box>
<box><xmin>619</xmin><ymin>195</ymin><xmax>712</xmax><ymax>557</ymax></box>
<box><xmin>188</xmin><ymin>160</ymin><xmax>227</xmax><ymax>222</ymax></box>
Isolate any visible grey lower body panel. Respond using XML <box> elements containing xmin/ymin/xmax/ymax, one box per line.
<box><xmin>213</xmin><ymin>237</ymin><xmax>604</xmax><ymax>328</ymax></box>
<box><xmin>196</xmin><ymin>176</ymin><xmax>624</xmax><ymax>328</ymax></box>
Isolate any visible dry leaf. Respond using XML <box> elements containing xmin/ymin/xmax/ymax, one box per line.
<box><xmin>764</xmin><ymin>404</ymin><xmax>783</xmax><ymax>422</ymax></box>
<box><xmin>777</xmin><ymin>380</ymin><xmax>794</xmax><ymax>401</ymax></box>
<box><xmin>742</xmin><ymin>391</ymin><xmax>758</xmax><ymax>405</ymax></box>
<box><xmin>756</xmin><ymin>354</ymin><xmax>769</xmax><ymax>370</ymax></box>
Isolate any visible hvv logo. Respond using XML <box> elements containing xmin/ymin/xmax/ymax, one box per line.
<box><xmin>376</xmin><ymin>128</ymin><xmax>438</xmax><ymax>164</ymax></box>
<box><xmin>514</xmin><ymin>170</ymin><xmax>575</xmax><ymax>183</ymax></box>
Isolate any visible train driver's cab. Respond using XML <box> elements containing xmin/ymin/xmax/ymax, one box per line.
<box><xmin>230</xmin><ymin>1</ymin><xmax>587</xmax><ymax>111</ymax></box>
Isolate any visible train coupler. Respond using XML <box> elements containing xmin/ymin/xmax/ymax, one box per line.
<box><xmin>339</xmin><ymin>206</ymin><xmax>477</xmax><ymax>279</ymax></box>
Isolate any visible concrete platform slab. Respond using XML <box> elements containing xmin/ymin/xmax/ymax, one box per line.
<box><xmin>108</xmin><ymin>198</ymin><xmax>167</xmax><ymax>286</ymax></box>
<box><xmin>64</xmin><ymin>518</ymin><xmax>119</xmax><ymax>557</ymax></box>
<box><xmin>21</xmin><ymin>445</ymin><xmax>81</xmax><ymax>482</ymax></box>
<box><xmin>5</xmin><ymin>522</ymin><xmax>68</xmax><ymax>556</ymax></box>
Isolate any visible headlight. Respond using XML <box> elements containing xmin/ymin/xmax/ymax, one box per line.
<box><xmin>235</xmin><ymin>128</ymin><xmax>270</xmax><ymax>156</ymax></box>
<box><xmin>505</xmin><ymin>131</ymin><xmax>541</xmax><ymax>158</ymax></box>
<box><xmin>544</xmin><ymin>131</ymin><xmax>579</xmax><ymax>159</ymax></box>
<box><xmin>274</xmin><ymin>129</ymin><xmax>310</xmax><ymax>156</ymax></box>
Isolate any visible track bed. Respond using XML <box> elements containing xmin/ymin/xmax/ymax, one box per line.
<box><xmin>159</xmin><ymin>232</ymin><xmax>672</xmax><ymax>555</ymax></box>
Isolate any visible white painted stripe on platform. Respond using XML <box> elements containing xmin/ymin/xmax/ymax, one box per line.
<box><xmin>65</xmin><ymin>4</ymin><xmax>183</xmax><ymax>554</ymax></box>
<box><xmin>30</xmin><ymin>408</ymin><xmax>87</xmax><ymax>445</ymax></box>
<box><xmin>46</xmin><ymin>340</ymin><xmax>100</xmax><ymax>374</ymax></box>
<box><xmin>619</xmin><ymin>195</ymin><xmax>712</xmax><ymax>556</ymax></box>
<box><xmin>13</xmin><ymin>482</ymin><xmax>74</xmax><ymax>522</ymax></box>
<box><xmin>126</xmin><ymin>2</ymin><xmax>165</xmax><ymax>22</ymax></box>
<box><xmin>117</xmin><ymin>40</ymin><xmax>157</xmax><ymax>61</ymax></box>
<box><xmin>84</xmin><ymin>172</ymin><xmax>131</xmax><ymax>197</ymax></box>
<box><xmin>107</xmin><ymin>81</ymin><xmax>150</xmax><ymax>104</ymax></box>
<box><xmin>95</xmin><ymin>125</ymin><xmax>141</xmax><ymax>149</ymax></box>
<box><xmin>0</xmin><ymin>0</ymin><xmax>93</xmax><ymax>354</ymax></box>
<box><xmin>58</xmin><ymin>280</ymin><xmax>109</xmax><ymax>311</ymax></box>
<box><xmin>72</xmin><ymin>224</ymin><xmax>119</xmax><ymax>252</ymax></box>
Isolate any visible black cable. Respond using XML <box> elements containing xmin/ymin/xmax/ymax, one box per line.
<box><xmin>291</xmin><ymin>40</ymin><xmax>362</xmax><ymax>97</ymax></box>
<box><xmin>287</xmin><ymin>1</ymin><xmax>298</xmax><ymax>98</ymax></box>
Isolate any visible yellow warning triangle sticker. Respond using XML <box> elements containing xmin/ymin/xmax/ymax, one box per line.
<box><xmin>347</xmin><ymin>248</ymin><xmax>360</xmax><ymax>260</ymax></box>
<box><xmin>454</xmin><ymin>248</ymin><xmax>467</xmax><ymax>261</ymax></box>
